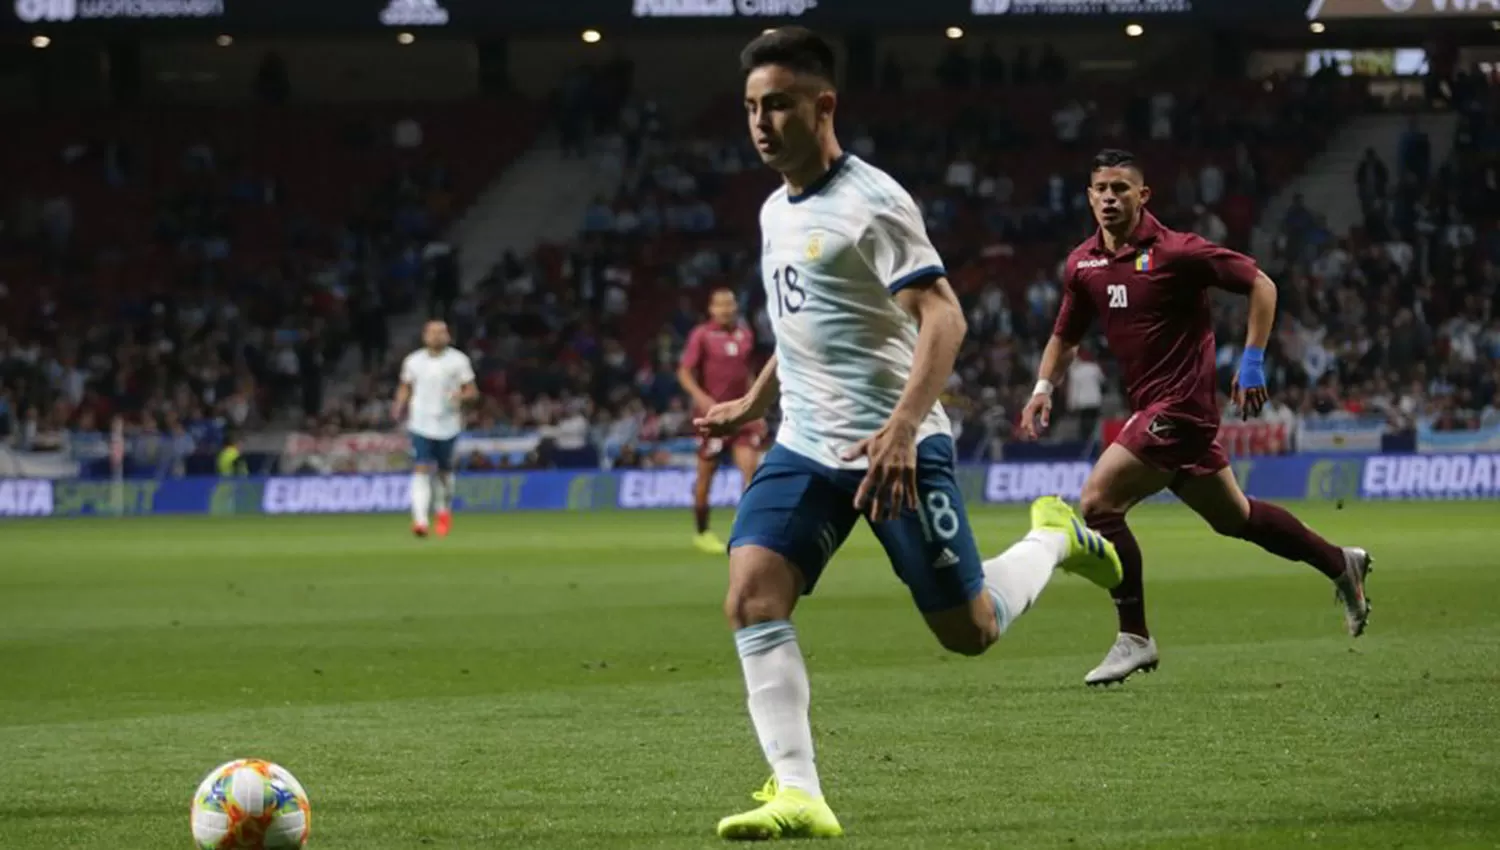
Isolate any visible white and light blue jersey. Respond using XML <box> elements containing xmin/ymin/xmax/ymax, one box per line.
<box><xmin>759</xmin><ymin>154</ymin><xmax>953</xmax><ymax>470</ymax></box>
<box><xmin>400</xmin><ymin>347</ymin><xmax>475</xmax><ymax>441</ymax></box>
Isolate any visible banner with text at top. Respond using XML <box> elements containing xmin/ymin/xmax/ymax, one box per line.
<box><xmin>2</xmin><ymin>0</ymin><xmax>1312</xmax><ymax>33</ymax></box>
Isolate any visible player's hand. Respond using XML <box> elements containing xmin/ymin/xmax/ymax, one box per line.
<box><xmin>1231</xmin><ymin>376</ymin><xmax>1267</xmax><ymax>420</ymax></box>
<box><xmin>1233</xmin><ymin>346</ymin><xmax>1268</xmax><ymax>420</ymax></box>
<box><xmin>694</xmin><ymin>397</ymin><xmax>755</xmax><ymax>438</ymax></box>
<box><xmin>1019</xmin><ymin>393</ymin><xmax>1052</xmax><ymax>440</ymax></box>
<box><xmin>843</xmin><ymin>417</ymin><xmax>919</xmax><ymax>523</ymax></box>
<box><xmin>390</xmin><ymin>401</ymin><xmax>405</xmax><ymax>423</ymax></box>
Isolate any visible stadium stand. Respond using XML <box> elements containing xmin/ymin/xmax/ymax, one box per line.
<box><xmin>1</xmin><ymin>42</ymin><xmax>1496</xmax><ymax>477</ymax></box>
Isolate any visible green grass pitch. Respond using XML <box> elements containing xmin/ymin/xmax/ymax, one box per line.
<box><xmin>1</xmin><ymin>502</ymin><xmax>1498</xmax><ymax>849</ymax></box>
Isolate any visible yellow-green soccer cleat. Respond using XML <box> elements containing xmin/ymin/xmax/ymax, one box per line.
<box><xmin>695</xmin><ymin>530</ymin><xmax>728</xmax><ymax>554</ymax></box>
<box><xmin>717</xmin><ymin>778</ymin><xmax>844</xmax><ymax>841</ymax></box>
<box><xmin>1029</xmin><ymin>496</ymin><xmax>1123</xmax><ymax>591</ymax></box>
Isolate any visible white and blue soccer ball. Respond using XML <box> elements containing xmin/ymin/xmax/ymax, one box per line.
<box><xmin>189</xmin><ymin>759</ymin><xmax>311</xmax><ymax>849</ymax></box>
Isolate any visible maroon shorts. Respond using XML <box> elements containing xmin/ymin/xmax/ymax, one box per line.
<box><xmin>1113</xmin><ymin>405</ymin><xmax>1229</xmax><ymax>481</ymax></box>
<box><xmin>698</xmin><ymin>421</ymin><xmax>767</xmax><ymax>462</ymax></box>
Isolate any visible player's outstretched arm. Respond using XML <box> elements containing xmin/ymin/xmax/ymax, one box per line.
<box><xmin>1231</xmin><ymin>271</ymin><xmax>1277</xmax><ymax>419</ymax></box>
<box><xmin>694</xmin><ymin>355</ymin><xmax>779</xmax><ymax>437</ymax></box>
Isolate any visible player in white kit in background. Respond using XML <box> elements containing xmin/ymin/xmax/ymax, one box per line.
<box><xmin>392</xmin><ymin>320</ymin><xmax>476</xmax><ymax>538</ymax></box>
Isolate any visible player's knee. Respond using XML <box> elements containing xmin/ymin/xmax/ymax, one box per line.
<box><xmin>1079</xmin><ymin>487</ymin><xmax>1114</xmax><ymax>523</ymax></box>
<box><xmin>723</xmin><ymin>586</ymin><xmax>790</xmax><ymax>631</ymax></box>
<box><xmin>929</xmin><ymin>614</ymin><xmax>999</xmax><ymax>657</ymax></box>
<box><xmin>724</xmin><ymin>554</ymin><xmax>799</xmax><ymax>630</ymax></box>
<box><xmin>934</xmin><ymin>622</ymin><xmax>996</xmax><ymax>657</ymax></box>
<box><xmin>1207</xmin><ymin>511</ymin><xmax>1247</xmax><ymax>537</ymax></box>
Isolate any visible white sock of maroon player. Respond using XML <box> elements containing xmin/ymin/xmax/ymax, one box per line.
<box><xmin>982</xmin><ymin>529</ymin><xmax>1069</xmax><ymax>632</ymax></box>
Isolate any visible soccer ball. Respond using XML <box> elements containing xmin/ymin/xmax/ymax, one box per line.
<box><xmin>189</xmin><ymin>759</ymin><xmax>311</xmax><ymax>849</ymax></box>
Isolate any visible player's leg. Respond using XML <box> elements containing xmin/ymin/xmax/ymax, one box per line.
<box><xmin>432</xmin><ymin>438</ymin><xmax>457</xmax><ymax>538</ymax></box>
<box><xmin>693</xmin><ymin>438</ymin><xmax>725</xmax><ymax>554</ymax></box>
<box><xmin>873</xmin><ymin>437</ymin><xmax>1122</xmax><ymax>656</ymax></box>
<box><xmin>1172</xmin><ymin>465</ymin><xmax>1372</xmax><ymax>636</ymax></box>
<box><xmin>1077</xmin><ymin>434</ymin><xmax>1177</xmax><ymax>685</ymax></box>
<box><xmin>718</xmin><ymin>449</ymin><xmax>852</xmax><ymax>840</ymax></box>
<box><xmin>409</xmin><ymin>435</ymin><xmax>434</xmax><ymax>537</ymax></box>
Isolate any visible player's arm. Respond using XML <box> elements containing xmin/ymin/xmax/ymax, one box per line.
<box><xmin>1022</xmin><ymin>268</ymin><xmax>1093</xmax><ymax>438</ymax></box>
<box><xmin>453</xmin><ymin>356</ymin><xmax>479</xmax><ymax>407</ymax></box>
<box><xmin>843</xmin><ymin>194</ymin><xmax>957</xmax><ymax>519</ymax></box>
<box><xmin>392</xmin><ymin>358</ymin><xmax>413</xmax><ymax>423</ymax></box>
<box><xmin>694</xmin><ymin>354</ymin><xmax>778</xmax><ymax>437</ymax></box>
<box><xmin>890</xmin><ymin>279</ymin><xmax>967</xmax><ymax>431</ymax></box>
<box><xmin>742</xmin><ymin>353</ymin><xmax>780</xmax><ymax>417</ymax></box>
<box><xmin>1191</xmin><ymin>236</ymin><xmax>1273</xmax><ymax>418</ymax></box>
<box><xmin>676</xmin><ymin>328</ymin><xmax>718</xmax><ymax>414</ymax></box>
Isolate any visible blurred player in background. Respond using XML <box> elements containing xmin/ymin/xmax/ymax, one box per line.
<box><xmin>677</xmin><ymin>287</ymin><xmax>766</xmax><ymax>554</ymax></box>
<box><xmin>392</xmin><ymin>320</ymin><xmax>477</xmax><ymax>538</ymax></box>
<box><xmin>1021</xmin><ymin>149</ymin><xmax>1373</xmax><ymax>686</ymax></box>
<box><xmin>695</xmin><ymin>28</ymin><xmax>1123</xmax><ymax>841</ymax></box>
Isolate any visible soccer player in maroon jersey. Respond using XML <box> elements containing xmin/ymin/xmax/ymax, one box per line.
<box><xmin>1020</xmin><ymin>149</ymin><xmax>1373</xmax><ymax>686</ymax></box>
<box><xmin>678</xmin><ymin>287</ymin><xmax>767</xmax><ymax>554</ymax></box>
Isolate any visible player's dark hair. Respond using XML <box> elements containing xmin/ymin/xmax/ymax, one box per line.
<box><xmin>739</xmin><ymin>26</ymin><xmax>837</xmax><ymax>86</ymax></box>
<box><xmin>1091</xmin><ymin>148</ymin><xmax>1144</xmax><ymax>180</ymax></box>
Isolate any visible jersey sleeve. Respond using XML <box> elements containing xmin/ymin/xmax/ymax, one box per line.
<box><xmin>679</xmin><ymin>326</ymin><xmax>704</xmax><ymax>373</ymax></box>
<box><xmin>1178</xmin><ymin>233</ymin><xmax>1259</xmax><ymax>294</ymax></box>
<box><xmin>399</xmin><ymin>354</ymin><xmax>416</xmax><ymax>385</ymax></box>
<box><xmin>1052</xmin><ymin>266</ymin><xmax>1096</xmax><ymax>344</ymax></box>
<box><xmin>457</xmin><ymin>353</ymin><xmax>476</xmax><ymax>384</ymax></box>
<box><xmin>860</xmin><ymin>194</ymin><xmax>947</xmax><ymax>294</ymax></box>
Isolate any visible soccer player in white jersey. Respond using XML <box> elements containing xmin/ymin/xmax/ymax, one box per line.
<box><xmin>692</xmin><ymin>28</ymin><xmax>1125</xmax><ymax>841</ymax></box>
<box><xmin>392</xmin><ymin>320</ymin><xmax>476</xmax><ymax>538</ymax></box>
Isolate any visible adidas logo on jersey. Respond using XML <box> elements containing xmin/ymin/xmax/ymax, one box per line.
<box><xmin>380</xmin><ymin>0</ymin><xmax>449</xmax><ymax>26</ymax></box>
<box><xmin>934</xmin><ymin>548</ymin><xmax>960</xmax><ymax>569</ymax></box>
<box><xmin>1076</xmin><ymin>258</ymin><xmax>1110</xmax><ymax>269</ymax></box>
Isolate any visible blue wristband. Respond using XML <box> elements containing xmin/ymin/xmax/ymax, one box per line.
<box><xmin>1238</xmin><ymin>346</ymin><xmax>1266</xmax><ymax>389</ymax></box>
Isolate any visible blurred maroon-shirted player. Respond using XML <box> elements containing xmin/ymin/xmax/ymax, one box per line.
<box><xmin>678</xmin><ymin>288</ymin><xmax>766</xmax><ymax>553</ymax></box>
<box><xmin>1020</xmin><ymin>149</ymin><xmax>1373</xmax><ymax>686</ymax></box>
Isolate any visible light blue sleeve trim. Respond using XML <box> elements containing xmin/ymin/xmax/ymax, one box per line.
<box><xmin>887</xmin><ymin>265</ymin><xmax>947</xmax><ymax>294</ymax></box>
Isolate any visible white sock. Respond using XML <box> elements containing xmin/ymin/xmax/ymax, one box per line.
<box><xmin>734</xmin><ymin>621</ymin><xmax>821</xmax><ymax>798</ymax></box>
<box><xmin>411</xmin><ymin>472</ymin><xmax>432</xmax><ymax>527</ymax></box>
<box><xmin>435</xmin><ymin>472</ymin><xmax>454</xmax><ymax>513</ymax></box>
<box><xmin>983</xmin><ymin>529</ymin><xmax>1069</xmax><ymax>633</ymax></box>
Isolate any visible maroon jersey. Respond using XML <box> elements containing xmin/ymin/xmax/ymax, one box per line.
<box><xmin>681</xmin><ymin>321</ymin><xmax>755</xmax><ymax>406</ymax></box>
<box><xmin>1053</xmin><ymin>212</ymin><xmax>1259</xmax><ymax>428</ymax></box>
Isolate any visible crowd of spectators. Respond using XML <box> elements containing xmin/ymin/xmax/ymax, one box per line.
<box><xmin>0</xmin><ymin>101</ymin><xmax>508</xmax><ymax>473</ymax></box>
<box><xmin>325</xmin><ymin>54</ymin><xmax>1488</xmax><ymax>467</ymax></box>
<box><xmin>5</xmin><ymin>51</ymin><xmax>1497</xmax><ymax>475</ymax></box>
<box><xmin>1231</xmin><ymin>67</ymin><xmax>1500</xmax><ymax>439</ymax></box>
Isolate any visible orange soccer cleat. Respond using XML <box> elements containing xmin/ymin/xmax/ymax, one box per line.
<box><xmin>435</xmin><ymin>510</ymin><xmax>452</xmax><ymax>538</ymax></box>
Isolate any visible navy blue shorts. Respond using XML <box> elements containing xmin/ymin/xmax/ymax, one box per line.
<box><xmin>728</xmin><ymin>435</ymin><xmax>984</xmax><ymax>613</ymax></box>
<box><xmin>410</xmin><ymin>433</ymin><xmax>457</xmax><ymax>471</ymax></box>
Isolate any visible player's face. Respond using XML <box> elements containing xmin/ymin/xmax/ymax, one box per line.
<box><xmin>709</xmin><ymin>291</ymin><xmax>738</xmax><ymax>326</ymax></box>
<box><xmin>1088</xmin><ymin>166</ymin><xmax>1151</xmax><ymax>231</ymax></box>
<box><xmin>423</xmin><ymin>322</ymin><xmax>450</xmax><ymax>350</ymax></box>
<box><xmin>744</xmin><ymin>65</ymin><xmax>831</xmax><ymax>173</ymax></box>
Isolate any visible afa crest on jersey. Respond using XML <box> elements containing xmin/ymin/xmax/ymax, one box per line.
<box><xmin>1135</xmin><ymin>250</ymin><xmax>1153</xmax><ymax>272</ymax></box>
<box><xmin>804</xmin><ymin>231</ymin><xmax>826</xmax><ymax>262</ymax></box>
